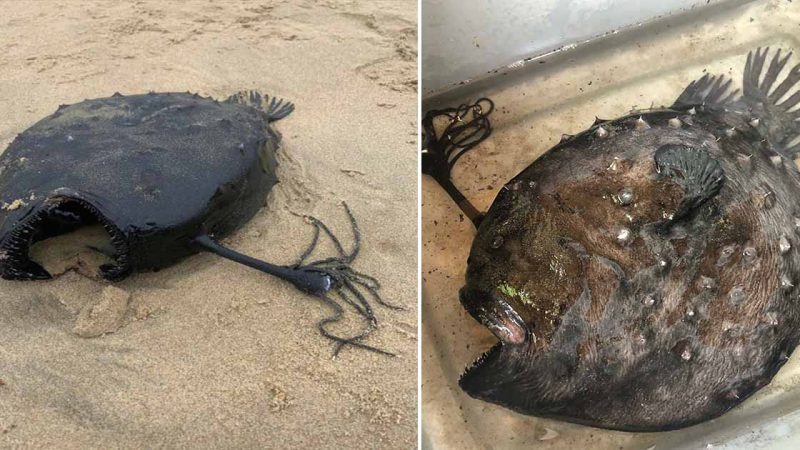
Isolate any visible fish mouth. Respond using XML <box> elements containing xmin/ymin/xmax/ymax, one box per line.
<box><xmin>0</xmin><ymin>194</ymin><xmax>130</xmax><ymax>281</ymax></box>
<box><xmin>458</xmin><ymin>339</ymin><xmax>538</xmax><ymax>407</ymax></box>
<box><xmin>459</xmin><ymin>341</ymin><xmax>504</xmax><ymax>392</ymax></box>
<box><xmin>458</xmin><ymin>286</ymin><xmax>535</xmax><ymax>401</ymax></box>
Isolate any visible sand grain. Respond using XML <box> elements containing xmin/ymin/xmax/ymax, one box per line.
<box><xmin>0</xmin><ymin>1</ymin><xmax>417</xmax><ymax>448</ymax></box>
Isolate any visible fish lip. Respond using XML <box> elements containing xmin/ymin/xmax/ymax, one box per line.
<box><xmin>458</xmin><ymin>287</ymin><xmax>533</xmax><ymax>402</ymax></box>
<box><xmin>0</xmin><ymin>190</ymin><xmax>131</xmax><ymax>281</ymax></box>
<box><xmin>459</xmin><ymin>286</ymin><xmax>530</xmax><ymax>346</ymax></box>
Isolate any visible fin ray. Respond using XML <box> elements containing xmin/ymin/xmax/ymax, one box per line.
<box><xmin>224</xmin><ymin>90</ymin><xmax>295</xmax><ymax>122</ymax></box>
<box><xmin>654</xmin><ymin>144</ymin><xmax>725</xmax><ymax>225</ymax></box>
<box><xmin>762</xmin><ymin>49</ymin><xmax>791</xmax><ymax>95</ymax></box>
<box><xmin>672</xmin><ymin>73</ymin><xmax>738</xmax><ymax>109</ymax></box>
<box><xmin>742</xmin><ymin>47</ymin><xmax>800</xmax><ymax>159</ymax></box>
<box><xmin>768</xmin><ymin>62</ymin><xmax>800</xmax><ymax>104</ymax></box>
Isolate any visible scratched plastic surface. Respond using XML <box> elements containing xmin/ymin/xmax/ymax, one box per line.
<box><xmin>421</xmin><ymin>1</ymin><xmax>800</xmax><ymax>449</ymax></box>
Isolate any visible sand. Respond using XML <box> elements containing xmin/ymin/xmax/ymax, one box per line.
<box><xmin>422</xmin><ymin>2</ymin><xmax>800</xmax><ymax>449</ymax></box>
<box><xmin>0</xmin><ymin>1</ymin><xmax>417</xmax><ymax>448</ymax></box>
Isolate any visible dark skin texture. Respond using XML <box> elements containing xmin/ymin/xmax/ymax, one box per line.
<box><xmin>459</xmin><ymin>48</ymin><xmax>800</xmax><ymax>431</ymax></box>
<box><xmin>0</xmin><ymin>92</ymin><xmax>333</xmax><ymax>294</ymax></box>
<box><xmin>0</xmin><ymin>91</ymin><xmax>297</xmax><ymax>282</ymax></box>
<box><xmin>0</xmin><ymin>91</ymin><xmax>396</xmax><ymax>356</ymax></box>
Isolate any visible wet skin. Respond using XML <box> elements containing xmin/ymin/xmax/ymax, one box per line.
<box><xmin>459</xmin><ymin>48</ymin><xmax>800</xmax><ymax>431</ymax></box>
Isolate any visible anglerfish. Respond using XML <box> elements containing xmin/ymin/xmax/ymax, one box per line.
<box><xmin>0</xmin><ymin>91</ymin><xmax>397</xmax><ymax>356</ymax></box>
<box><xmin>455</xmin><ymin>48</ymin><xmax>800</xmax><ymax>430</ymax></box>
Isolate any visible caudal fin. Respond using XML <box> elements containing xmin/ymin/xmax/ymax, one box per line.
<box><xmin>740</xmin><ymin>47</ymin><xmax>800</xmax><ymax>158</ymax></box>
<box><xmin>224</xmin><ymin>90</ymin><xmax>295</xmax><ymax>122</ymax></box>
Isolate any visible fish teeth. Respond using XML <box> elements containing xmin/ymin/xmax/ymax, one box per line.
<box><xmin>668</xmin><ymin>117</ymin><xmax>682</xmax><ymax>128</ymax></box>
<box><xmin>595</xmin><ymin>126</ymin><xmax>608</xmax><ymax>138</ymax></box>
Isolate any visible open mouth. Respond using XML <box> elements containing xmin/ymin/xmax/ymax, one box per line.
<box><xmin>457</xmin><ymin>286</ymin><xmax>538</xmax><ymax>401</ymax></box>
<box><xmin>460</xmin><ymin>341</ymin><xmax>502</xmax><ymax>376</ymax></box>
<box><xmin>458</xmin><ymin>341</ymin><xmax>507</xmax><ymax>395</ymax></box>
<box><xmin>0</xmin><ymin>196</ymin><xmax>130</xmax><ymax>280</ymax></box>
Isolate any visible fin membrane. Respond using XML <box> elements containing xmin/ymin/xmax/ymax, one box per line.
<box><xmin>741</xmin><ymin>47</ymin><xmax>800</xmax><ymax>158</ymax></box>
<box><xmin>654</xmin><ymin>144</ymin><xmax>725</xmax><ymax>224</ymax></box>
<box><xmin>225</xmin><ymin>90</ymin><xmax>295</xmax><ymax>122</ymax></box>
<box><xmin>672</xmin><ymin>73</ymin><xmax>739</xmax><ymax>109</ymax></box>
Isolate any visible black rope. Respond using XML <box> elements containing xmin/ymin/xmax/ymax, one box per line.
<box><xmin>293</xmin><ymin>202</ymin><xmax>402</xmax><ymax>358</ymax></box>
<box><xmin>421</xmin><ymin>98</ymin><xmax>494</xmax><ymax>227</ymax></box>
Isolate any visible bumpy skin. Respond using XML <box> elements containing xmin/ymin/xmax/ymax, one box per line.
<box><xmin>459</xmin><ymin>49</ymin><xmax>800</xmax><ymax>431</ymax></box>
<box><xmin>0</xmin><ymin>92</ymin><xmax>280</xmax><ymax>280</ymax></box>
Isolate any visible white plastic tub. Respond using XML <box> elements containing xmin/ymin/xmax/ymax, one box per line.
<box><xmin>422</xmin><ymin>1</ymin><xmax>800</xmax><ymax>448</ymax></box>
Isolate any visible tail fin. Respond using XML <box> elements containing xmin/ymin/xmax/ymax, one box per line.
<box><xmin>740</xmin><ymin>47</ymin><xmax>800</xmax><ymax>158</ymax></box>
<box><xmin>224</xmin><ymin>90</ymin><xmax>295</xmax><ymax>122</ymax></box>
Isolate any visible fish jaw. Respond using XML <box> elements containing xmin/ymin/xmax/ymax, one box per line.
<box><xmin>459</xmin><ymin>286</ymin><xmax>531</xmax><ymax>346</ymax></box>
<box><xmin>0</xmin><ymin>190</ymin><xmax>131</xmax><ymax>281</ymax></box>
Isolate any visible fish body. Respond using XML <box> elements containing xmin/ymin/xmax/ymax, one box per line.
<box><xmin>0</xmin><ymin>91</ymin><xmax>292</xmax><ymax>280</ymax></box>
<box><xmin>459</xmin><ymin>48</ymin><xmax>800</xmax><ymax>430</ymax></box>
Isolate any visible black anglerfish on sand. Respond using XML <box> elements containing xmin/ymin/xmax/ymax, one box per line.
<box><xmin>0</xmin><ymin>91</ymin><xmax>398</xmax><ymax>356</ymax></box>
<box><xmin>424</xmin><ymin>48</ymin><xmax>800</xmax><ymax>430</ymax></box>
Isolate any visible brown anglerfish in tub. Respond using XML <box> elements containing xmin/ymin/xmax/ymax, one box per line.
<box><xmin>458</xmin><ymin>48</ymin><xmax>800</xmax><ymax>431</ymax></box>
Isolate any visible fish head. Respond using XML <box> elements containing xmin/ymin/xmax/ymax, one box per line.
<box><xmin>457</xmin><ymin>178</ymin><xmax>589</xmax><ymax>402</ymax></box>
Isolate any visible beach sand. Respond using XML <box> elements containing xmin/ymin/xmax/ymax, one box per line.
<box><xmin>0</xmin><ymin>1</ymin><xmax>417</xmax><ymax>448</ymax></box>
